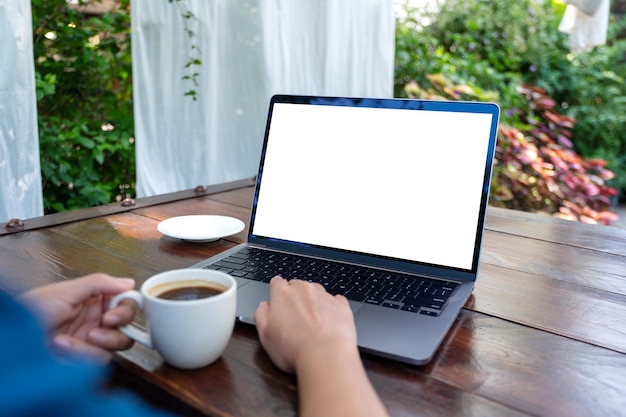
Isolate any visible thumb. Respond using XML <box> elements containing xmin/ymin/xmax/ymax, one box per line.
<box><xmin>254</xmin><ymin>301</ymin><xmax>269</xmax><ymax>334</ymax></box>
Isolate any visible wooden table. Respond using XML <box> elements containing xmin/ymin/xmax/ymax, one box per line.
<box><xmin>2</xmin><ymin>178</ymin><xmax>626</xmax><ymax>417</ymax></box>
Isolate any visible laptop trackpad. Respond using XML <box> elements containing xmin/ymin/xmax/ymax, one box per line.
<box><xmin>235</xmin><ymin>280</ymin><xmax>363</xmax><ymax>324</ymax></box>
<box><xmin>236</xmin><ymin>281</ymin><xmax>270</xmax><ymax>324</ymax></box>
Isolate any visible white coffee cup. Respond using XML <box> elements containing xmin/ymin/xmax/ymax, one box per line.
<box><xmin>109</xmin><ymin>269</ymin><xmax>237</xmax><ymax>369</ymax></box>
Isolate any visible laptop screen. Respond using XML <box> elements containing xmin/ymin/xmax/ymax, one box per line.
<box><xmin>250</xmin><ymin>96</ymin><xmax>499</xmax><ymax>273</ymax></box>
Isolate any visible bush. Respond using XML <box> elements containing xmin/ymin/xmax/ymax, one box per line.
<box><xmin>395</xmin><ymin>0</ymin><xmax>626</xmax><ymax>222</ymax></box>
<box><xmin>495</xmin><ymin>85</ymin><xmax>617</xmax><ymax>223</ymax></box>
<box><xmin>394</xmin><ymin>0</ymin><xmax>563</xmax><ymax>110</ymax></box>
<box><xmin>558</xmin><ymin>17</ymin><xmax>626</xmax><ymax>194</ymax></box>
<box><xmin>406</xmin><ymin>75</ymin><xmax>618</xmax><ymax>224</ymax></box>
<box><xmin>32</xmin><ymin>0</ymin><xmax>134</xmax><ymax>213</ymax></box>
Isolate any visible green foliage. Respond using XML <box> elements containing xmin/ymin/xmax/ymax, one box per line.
<box><xmin>395</xmin><ymin>0</ymin><xmax>626</xmax><ymax>221</ymax></box>
<box><xmin>32</xmin><ymin>0</ymin><xmax>134</xmax><ymax>213</ymax></box>
<box><xmin>395</xmin><ymin>0</ymin><xmax>564</xmax><ymax>110</ymax></box>
<box><xmin>559</xmin><ymin>17</ymin><xmax>626</xmax><ymax>193</ymax></box>
<box><xmin>406</xmin><ymin>74</ymin><xmax>618</xmax><ymax>224</ymax></box>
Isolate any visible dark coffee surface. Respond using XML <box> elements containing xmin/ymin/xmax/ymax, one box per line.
<box><xmin>156</xmin><ymin>285</ymin><xmax>223</xmax><ymax>301</ymax></box>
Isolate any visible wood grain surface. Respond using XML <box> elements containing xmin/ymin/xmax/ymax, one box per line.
<box><xmin>2</xmin><ymin>180</ymin><xmax>625</xmax><ymax>417</ymax></box>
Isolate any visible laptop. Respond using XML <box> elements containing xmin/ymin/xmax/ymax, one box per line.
<box><xmin>192</xmin><ymin>94</ymin><xmax>500</xmax><ymax>365</ymax></box>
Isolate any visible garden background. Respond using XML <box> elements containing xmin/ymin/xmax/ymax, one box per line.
<box><xmin>33</xmin><ymin>0</ymin><xmax>626</xmax><ymax>224</ymax></box>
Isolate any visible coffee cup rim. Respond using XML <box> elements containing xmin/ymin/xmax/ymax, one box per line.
<box><xmin>141</xmin><ymin>269</ymin><xmax>236</xmax><ymax>304</ymax></box>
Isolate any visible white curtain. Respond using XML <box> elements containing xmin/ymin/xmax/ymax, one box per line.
<box><xmin>132</xmin><ymin>0</ymin><xmax>396</xmax><ymax>197</ymax></box>
<box><xmin>0</xmin><ymin>0</ymin><xmax>43</xmax><ymax>222</ymax></box>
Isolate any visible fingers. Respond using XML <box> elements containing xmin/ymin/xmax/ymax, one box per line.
<box><xmin>270</xmin><ymin>276</ymin><xmax>326</xmax><ymax>293</ymax></box>
<box><xmin>255</xmin><ymin>275</ymin><xmax>337</xmax><ymax>331</ymax></box>
<box><xmin>102</xmin><ymin>299</ymin><xmax>136</xmax><ymax>327</ymax></box>
<box><xmin>266</xmin><ymin>275</ymin><xmax>297</xmax><ymax>303</ymax></box>
<box><xmin>87</xmin><ymin>327</ymin><xmax>134</xmax><ymax>352</ymax></box>
<box><xmin>334</xmin><ymin>293</ymin><xmax>349</xmax><ymax>306</ymax></box>
<box><xmin>255</xmin><ymin>275</ymin><xmax>286</xmax><ymax>333</ymax></box>
<box><xmin>287</xmin><ymin>278</ymin><xmax>318</xmax><ymax>289</ymax></box>
<box><xmin>50</xmin><ymin>327</ymin><xmax>135</xmax><ymax>364</ymax></box>
<box><xmin>254</xmin><ymin>301</ymin><xmax>269</xmax><ymax>332</ymax></box>
<box><xmin>268</xmin><ymin>275</ymin><xmax>288</xmax><ymax>297</ymax></box>
<box><xmin>52</xmin><ymin>334</ymin><xmax>114</xmax><ymax>365</ymax></box>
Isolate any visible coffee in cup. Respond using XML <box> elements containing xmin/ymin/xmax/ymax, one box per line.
<box><xmin>150</xmin><ymin>280</ymin><xmax>226</xmax><ymax>301</ymax></box>
<box><xmin>109</xmin><ymin>269</ymin><xmax>237</xmax><ymax>369</ymax></box>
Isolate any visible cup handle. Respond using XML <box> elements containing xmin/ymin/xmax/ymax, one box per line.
<box><xmin>108</xmin><ymin>290</ymin><xmax>153</xmax><ymax>348</ymax></box>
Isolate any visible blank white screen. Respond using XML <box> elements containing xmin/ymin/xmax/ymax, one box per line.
<box><xmin>252</xmin><ymin>102</ymin><xmax>493</xmax><ymax>270</ymax></box>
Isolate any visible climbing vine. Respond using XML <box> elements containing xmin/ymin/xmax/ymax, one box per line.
<box><xmin>168</xmin><ymin>0</ymin><xmax>201</xmax><ymax>100</ymax></box>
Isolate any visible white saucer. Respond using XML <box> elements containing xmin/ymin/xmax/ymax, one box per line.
<box><xmin>157</xmin><ymin>215</ymin><xmax>245</xmax><ymax>242</ymax></box>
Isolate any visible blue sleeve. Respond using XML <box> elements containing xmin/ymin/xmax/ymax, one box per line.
<box><xmin>0</xmin><ymin>291</ymin><xmax>178</xmax><ymax>417</ymax></box>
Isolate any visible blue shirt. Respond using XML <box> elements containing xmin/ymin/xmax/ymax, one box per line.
<box><xmin>0</xmin><ymin>290</ymin><xmax>176</xmax><ymax>417</ymax></box>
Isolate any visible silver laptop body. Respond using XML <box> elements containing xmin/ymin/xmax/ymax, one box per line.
<box><xmin>192</xmin><ymin>95</ymin><xmax>500</xmax><ymax>365</ymax></box>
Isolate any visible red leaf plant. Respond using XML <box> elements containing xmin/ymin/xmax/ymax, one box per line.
<box><xmin>406</xmin><ymin>78</ymin><xmax>618</xmax><ymax>225</ymax></box>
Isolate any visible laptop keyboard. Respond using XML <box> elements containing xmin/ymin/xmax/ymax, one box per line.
<box><xmin>203</xmin><ymin>247</ymin><xmax>459</xmax><ymax>316</ymax></box>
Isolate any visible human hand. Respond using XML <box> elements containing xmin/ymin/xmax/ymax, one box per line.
<box><xmin>253</xmin><ymin>276</ymin><xmax>357</xmax><ymax>373</ymax></box>
<box><xmin>18</xmin><ymin>273</ymin><xmax>137</xmax><ymax>364</ymax></box>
